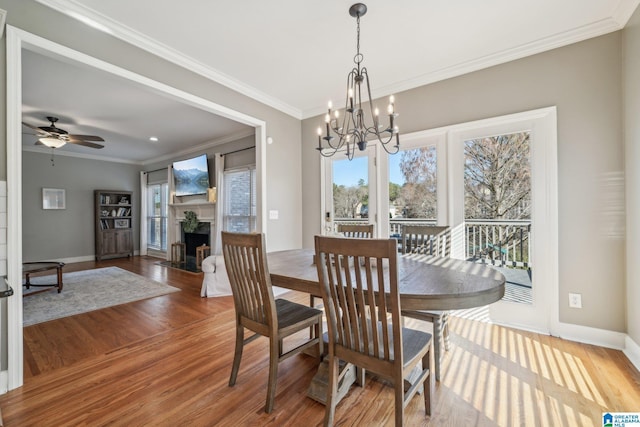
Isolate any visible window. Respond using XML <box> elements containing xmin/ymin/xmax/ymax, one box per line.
<box><xmin>146</xmin><ymin>183</ymin><xmax>169</xmax><ymax>251</ymax></box>
<box><xmin>223</xmin><ymin>167</ymin><xmax>257</xmax><ymax>233</ymax></box>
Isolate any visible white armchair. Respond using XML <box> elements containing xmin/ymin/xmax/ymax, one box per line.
<box><xmin>200</xmin><ymin>255</ymin><xmax>232</xmax><ymax>297</ymax></box>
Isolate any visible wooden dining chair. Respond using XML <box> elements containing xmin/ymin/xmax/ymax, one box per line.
<box><xmin>400</xmin><ymin>225</ymin><xmax>451</xmax><ymax>382</ymax></box>
<box><xmin>315</xmin><ymin>235</ymin><xmax>433</xmax><ymax>426</ymax></box>
<box><xmin>222</xmin><ymin>231</ymin><xmax>323</xmax><ymax>413</ymax></box>
<box><xmin>311</xmin><ymin>224</ymin><xmax>375</xmax><ymax>309</ymax></box>
<box><xmin>337</xmin><ymin>223</ymin><xmax>374</xmax><ymax>238</ymax></box>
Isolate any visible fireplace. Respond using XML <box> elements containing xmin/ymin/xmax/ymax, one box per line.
<box><xmin>179</xmin><ymin>222</ymin><xmax>211</xmax><ymax>272</ymax></box>
<box><xmin>167</xmin><ymin>198</ymin><xmax>216</xmax><ymax>273</ymax></box>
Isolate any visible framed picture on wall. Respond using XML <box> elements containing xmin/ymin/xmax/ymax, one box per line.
<box><xmin>42</xmin><ymin>188</ymin><xmax>66</xmax><ymax>210</ymax></box>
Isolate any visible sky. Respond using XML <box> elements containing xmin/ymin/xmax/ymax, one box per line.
<box><xmin>333</xmin><ymin>154</ymin><xmax>404</xmax><ymax>186</ymax></box>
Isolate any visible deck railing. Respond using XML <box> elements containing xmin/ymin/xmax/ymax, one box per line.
<box><xmin>333</xmin><ymin>218</ymin><xmax>531</xmax><ymax>268</ymax></box>
<box><xmin>464</xmin><ymin>220</ymin><xmax>531</xmax><ymax>269</ymax></box>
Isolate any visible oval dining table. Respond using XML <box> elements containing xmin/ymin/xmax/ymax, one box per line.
<box><xmin>267</xmin><ymin>247</ymin><xmax>506</xmax><ymax>405</ymax></box>
<box><xmin>267</xmin><ymin>248</ymin><xmax>506</xmax><ymax>310</ymax></box>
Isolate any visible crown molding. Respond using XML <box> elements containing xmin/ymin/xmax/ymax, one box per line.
<box><xmin>301</xmin><ymin>13</ymin><xmax>635</xmax><ymax>119</ymax></box>
<box><xmin>141</xmin><ymin>128</ymin><xmax>256</xmax><ymax>166</ymax></box>
<box><xmin>34</xmin><ymin>0</ymin><xmax>303</xmax><ymax>120</ymax></box>
<box><xmin>611</xmin><ymin>0</ymin><xmax>640</xmax><ymax>26</ymax></box>
<box><xmin>35</xmin><ymin>0</ymin><xmax>639</xmax><ymax>121</ymax></box>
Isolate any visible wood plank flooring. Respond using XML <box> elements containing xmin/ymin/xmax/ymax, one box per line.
<box><xmin>1</xmin><ymin>256</ymin><xmax>639</xmax><ymax>426</ymax></box>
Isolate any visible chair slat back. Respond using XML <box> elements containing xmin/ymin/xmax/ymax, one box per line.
<box><xmin>222</xmin><ymin>232</ymin><xmax>276</xmax><ymax>331</ymax></box>
<box><xmin>337</xmin><ymin>224</ymin><xmax>374</xmax><ymax>239</ymax></box>
<box><xmin>402</xmin><ymin>225</ymin><xmax>450</xmax><ymax>256</ymax></box>
<box><xmin>315</xmin><ymin>236</ymin><xmax>401</xmax><ymax>366</ymax></box>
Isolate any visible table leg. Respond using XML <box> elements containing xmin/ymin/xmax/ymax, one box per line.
<box><xmin>25</xmin><ymin>273</ymin><xmax>31</xmax><ymax>289</ymax></box>
<box><xmin>57</xmin><ymin>265</ymin><xmax>63</xmax><ymax>293</ymax></box>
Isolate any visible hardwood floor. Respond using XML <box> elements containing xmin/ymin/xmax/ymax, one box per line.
<box><xmin>1</xmin><ymin>256</ymin><xmax>639</xmax><ymax>426</ymax></box>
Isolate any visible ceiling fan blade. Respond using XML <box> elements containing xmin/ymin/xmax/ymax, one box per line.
<box><xmin>67</xmin><ymin>140</ymin><xmax>104</xmax><ymax>149</ymax></box>
<box><xmin>22</xmin><ymin>121</ymin><xmax>40</xmax><ymax>130</ymax></box>
<box><xmin>23</xmin><ymin>123</ymin><xmax>50</xmax><ymax>137</ymax></box>
<box><xmin>68</xmin><ymin>134</ymin><xmax>104</xmax><ymax>142</ymax></box>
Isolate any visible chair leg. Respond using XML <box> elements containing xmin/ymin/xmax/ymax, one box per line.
<box><xmin>310</xmin><ymin>295</ymin><xmax>319</xmax><ymax>341</ymax></box>
<box><xmin>324</xmin><ymin>355</ymin><xmax>339</xmax><ymax>427</ymax></box>
<box><xmin>423</xmin><ymin>351</ymin><xmax>433</xmax><ymax>416</ymax></box>
<box><xmin>229</xmin><ymin>324</ymin><xmax>244</xmax><ymax>387</ymax></box>
<box><xmin>433</xmin><ymin>317</ymin><xmax>442</xmax><ymax>382</ymax></box>
<box><xmin>356</xmin><ymin>367</ymin><xmax>366</xmax><ymax>387</ymax></box>
<box><xmin>395</xmin><ymin>375</ymin><xmax>405</xmax><ymax>426</ymax></box>
<box><xmin>315</xmin><ymin>321</ymin><xmax>324</xmax><ymax>360</ymax></box>
<box><xmin>265</xmin><ymin>337</ymin><xmax>280</xmax><ymax>413</ymax></box>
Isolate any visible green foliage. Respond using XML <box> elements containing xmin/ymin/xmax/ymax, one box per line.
<box><xmin>182</xmin><ymin>211</ymin><xmax>199</xmax><ymax>233</ymax></box>
<box><xmin>397</xmin><ymin>146</ymin><xmax>437</xmax><ymax>218</ymax></box>
<box><xmin>333</xmin><ymin>180</ymin><xmax>368</xmax><ymax>219</ymax></box>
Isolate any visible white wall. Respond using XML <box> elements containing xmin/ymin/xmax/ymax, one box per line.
<box><xmin>302</xmin><ymin>32</ymin><xmax>626</xmax><ymax>333</ymax></box>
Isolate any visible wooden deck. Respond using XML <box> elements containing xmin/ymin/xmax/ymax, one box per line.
<box><xmin>1</xmin><ymin>256</ymin><xmax>638</xmax><ymax>426</ymax></box>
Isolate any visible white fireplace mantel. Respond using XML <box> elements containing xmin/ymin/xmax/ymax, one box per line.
<box><xmin>167</xmin><ymin>201</ymin><xmax>216</xmax><ymax>261</ymax></box>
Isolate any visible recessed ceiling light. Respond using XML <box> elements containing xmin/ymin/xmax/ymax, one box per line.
<box><xmin>149</xmin><ymin>137</ymin><xmax>159</xmax><ymax>142</ymax></box>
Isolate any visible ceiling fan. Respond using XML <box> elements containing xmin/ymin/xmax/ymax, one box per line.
<box><xmin>22</xmin><ymin>116</ymin><xmax>105</xmax><ymax>149</ymax></box>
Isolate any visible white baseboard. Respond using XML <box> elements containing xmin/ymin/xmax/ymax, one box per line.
<box><xmin>624</xmin><ymin>336</ymin><xmax>640</xmax><ymax>372</ymax></box>
<box><xmin>48</xmin><ymin>251</ymin><xmax>140</xmax><ymax>265</ymax></box>
<box><xmin>556</xmin><ymin>321</ymin><xmax>627</xmax><ymax>350</ymax></box>
<box><xmin>55</xmin><ymin>255</ymin><xmax>96</xmax><ymax>264</ymax></box>
<box><xmin>0</xmin><ymin>370</ymin><xmax>7</xmax><ymax>394</ymax></box>
<box><xmin>524</xmin><ymin>321</ymin><xmax>640</xmax><ymax>372</ymax></box>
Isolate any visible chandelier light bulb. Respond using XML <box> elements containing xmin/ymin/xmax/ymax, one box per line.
<box><xmin>328</xmin><ymin>100</ymin><xmax>333</xmax><ymax>109</ymax></box>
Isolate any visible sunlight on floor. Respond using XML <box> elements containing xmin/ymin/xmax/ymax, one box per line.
<box><xmin>439</xmin><ymin>315</ymin><xmax>609</xmax><ymax>426</ymax></box>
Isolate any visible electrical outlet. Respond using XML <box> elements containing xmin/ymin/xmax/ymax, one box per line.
<box><xmin>569</xmin><ymin>293</ymin><xmax>582</xmax><ymax>308</ymax></box>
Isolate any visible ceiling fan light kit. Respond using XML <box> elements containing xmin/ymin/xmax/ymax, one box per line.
<box><xmin>22</xmin><ymin>116</ymin><xmax>105</xmax><ymax>150</ymax></box>
<box><xmin>39</xmin><ymin>137</ymin><xmax>66</xmax><ymax>148</ymax></box>
<box><xmin>316</xmin><ymin>3</ymin><xmax>400</xmax><ymax>161</ymax></box>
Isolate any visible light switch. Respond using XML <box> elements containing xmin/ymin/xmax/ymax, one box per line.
<box><xmin>269</xmin><ymin>210</ymin><xmax>279</xmax><ymax>220</ymax></box>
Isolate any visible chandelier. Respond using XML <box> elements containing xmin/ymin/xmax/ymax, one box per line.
<box><xmin>317</xmin><ymin>3</ymin><xmax>399</xmax><ymax>160</ymax></box>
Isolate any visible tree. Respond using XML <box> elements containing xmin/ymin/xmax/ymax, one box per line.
<box><xmin>389</xmin><ymin>182</ymin><xmax>401</xmax><ymax>202</ymax></box>
<box><xmin>464</xmin><ymin>133</ymin><xmax>531</xmax><ymax>220</ymax></box>
<box><xmin>333</xmin><ymin>181</ymin><xmax>368</xmax><ymax>219</ymax></box>
<box><xmin>397</xmin><ymin>146</ymin><xmax>437</xmax><ymax>218</ymax></box>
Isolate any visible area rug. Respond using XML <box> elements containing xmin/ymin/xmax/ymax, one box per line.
<box><xmin>22</xmin><ymin>267</ymin><xmax>180</xmax><ymax>326</ymax></box>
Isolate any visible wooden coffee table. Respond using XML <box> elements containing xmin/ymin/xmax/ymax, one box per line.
<box><xmin>23</xmin><ymin>261</ymin><xmax>66</xmax><ymax>294</ymax></box>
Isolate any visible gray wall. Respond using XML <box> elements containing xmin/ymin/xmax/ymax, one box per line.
<box><xmin>22</xmin><ymin>152</ymin><xmax>140</xmax><ymax>261</ymax></box>
<box><xmin>0</xmin><ymin>0</ymin><xmax>303</xmax><ymax>252</ymax></box>
<box><xmin>624</xmin><ymin>8</ymin><xmax>640</xmax><ymax>344</ymax></box>
<box><xmin>303</xmin><ymin>32</ymin><xmax>626</xmax><ymax>333</ymax></box>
